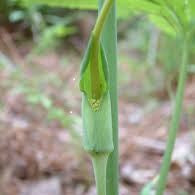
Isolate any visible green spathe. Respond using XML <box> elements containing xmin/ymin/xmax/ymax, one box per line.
<box><xmin>80</xmin><ymin>35</ymin><xmax>108</xmax><ymax>111</ymax></box>
<box><xmin>82</xmin><ymin>91</ymin><xmax>113</xmax><ymax>153</ymax></box>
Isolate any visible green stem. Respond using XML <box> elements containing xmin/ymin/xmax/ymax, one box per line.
<box><xmin>98</xmin><ymin>1</ymin><xmax>119</xmax><ymax>195</ymax></box>
<box><xmin>93</xmin><ymin>0</ymin><xmax>114</xmax><ymax>41</ymax></box>
<box><xmin>156</xmin><ymin>36</ymin><xmax>189</xmax><ymax>195</ymax></box>
<box><xmin>92</xmin><ymin>153</ymin><xmax>109</xmax><ymax>195</ymax></box>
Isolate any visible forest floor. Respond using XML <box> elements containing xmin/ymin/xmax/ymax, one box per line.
<box><xmin>0</xmin><ymin>29</ymin><xmax>195</xmax><ymax>195</ymax></box>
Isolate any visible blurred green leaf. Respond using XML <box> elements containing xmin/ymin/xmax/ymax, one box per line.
<box><xmin>149</xmin><ymin>15</ymin><xmax>176</xmax><ymax>36</ymax></box>
<box><xmin>47</xmin><ymin>107</ymin><xmax>72</xmax><ymax>127</ymax></box>
<box><xmin>188</xmin><ymin>64</ymin><xmax>195</xmax><ymax>73</ymax></box>
<box><xmin>22</xmin><ymin>0</ymin><xmax>97</xmax><ymax>9</ymax></box>
<box><xmin>189</xmin><ymin>0</ymin><xmax>195</xmax><ymax>18</ymax></box>
<box><xmin>33</xmin><ymin>24</ymin><xmax>76</xmax><ymax>54</ymax></box>
<box><xmin>26</xmin><ymin>92</ymin><xmax>53</xmax><ymax>109</ymax></box>
<box><xmin>9</xmin><ymin>10</ymin><xmax>25</xmax><ymax>22</ymax></box>
<box><xmin>40</xmin><ymin>96</ymin><xmax>53</xmax><ymax>109</ymax></box>
<box><xmin>27</xmin><ymin>93</ymin><xmax>41</xmax><ymax>104</ymax></box>
<box><xmin>22</xmin><ymin>0</ymin><xmax>194</xmax><ymax>35</ymax></box>
<box><xmin>47</xmin><ymin>107</ymin><xmax>65</xmax><ymax>120</ymax></box>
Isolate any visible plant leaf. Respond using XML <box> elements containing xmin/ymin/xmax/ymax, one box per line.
<box><xmin>22</xmin><ymin>0</ymin><xmax>97</xmax><ymax>9</ymax></box>
<box><xmin>22</xmin><ymin>0</ymin><xmax>194</xmax><ymax>34</ymax></box>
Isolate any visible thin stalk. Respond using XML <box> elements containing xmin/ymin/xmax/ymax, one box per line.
<box><xmin>93</xmin><ymin>0</ymin><xmax>114</xmax><ymax>41</ymax></box>
<box><xmin>156</xmin><ymin>35</ymin><xmax>189</xmax><ymax>195</ymax></box>
<box><xmin>98</xmin><ymin>1</ymin><xmax>119</xmax><ymax>195</ymax></box>
<box><xmin>92</xmin><ymin>153</ymin><xmax>109</xmax><ymax>195</ymax></box>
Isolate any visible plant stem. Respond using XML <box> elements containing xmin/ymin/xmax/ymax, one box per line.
<box><xmin>93</xmin><ymin>0</ymin><xmax>114</xmax><ymax>41</ymax></box>
<box><xmin>92</xmin><ymin>153</ymin><xmax>109</xmax><ymax>195</ymax></box>
<box><xmin>156</xmin><ymin>36</ymin><xmax>189</xmax><ymax>195</ymax></box>
<box><xmin>98</xmin><ymin>1</ymin><xmax>119</xmax><ymax>195</ymax></box>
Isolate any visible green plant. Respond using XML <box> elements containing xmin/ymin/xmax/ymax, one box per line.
<box><xmin>79</xmin><ymin>0</ymin><xmax>118</xmax><ymax>194</ymax></box>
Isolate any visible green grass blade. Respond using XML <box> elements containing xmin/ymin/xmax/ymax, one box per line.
<box><xmin>98</xmin><ymin>1</ymin><xmax>119</xmax><ymax>195</ymax></box>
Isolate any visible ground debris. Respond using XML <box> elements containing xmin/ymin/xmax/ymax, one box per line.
<box><xmin>21</xmin><ymin>177</ymin><xmax>61</xmax><ymax>195</ymax></box>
